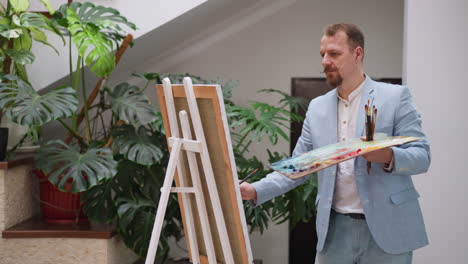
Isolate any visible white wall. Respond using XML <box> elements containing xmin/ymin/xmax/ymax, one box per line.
<box><xmin>26</xmin><ymin>0</ymin><xmax>207</xmax><ymax>89</ymax></box>
<box><xmin>405</xmin><ymin>0</ymin><xmax>468</xmax><ymax>263</ymax></box>
<box><xmin>140</xmin><ymin>0</ymin><xmax>404</xmax><ymax>263</ymax></box>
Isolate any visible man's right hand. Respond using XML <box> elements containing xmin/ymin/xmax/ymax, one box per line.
<box><xmin>240</xmin><ymin>182</ymin><xmax>257</xmax><ymax>201</ymax></box>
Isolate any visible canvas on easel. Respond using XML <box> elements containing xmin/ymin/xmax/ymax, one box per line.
<box><xmin>145</xmin><ymin>77</ymin><xmax>253</xmax><ymax>264</ymax></box>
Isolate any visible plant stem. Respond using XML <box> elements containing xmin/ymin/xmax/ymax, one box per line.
<box><xmin>7</xmin><ymin>130</ymin><xmax>28</xmax><ymax>154</ymax></box>
<box><xmin>5</xmin><ymin>1</ymin><xmax>10</xmax><ymax>17</ymax></box>
<box><xmin>58</xmin><ymin>119</ymin><xmax>87</xmax><ymax>148</ymax></box>
<box><xmin>239</xmin><ymin>139</ymin><xmax>252</xmax><ymax>156</ymax></box>
<box><xmin>234</xmin><ymin>131</ymin><xmax>251</xmax><ymax>155</ymax></box>
<box><xmin>71</xmin><ymin>55</ymin><xmax>81</xmax><ymax>131</ymax></box>
<box><xmin>81</xmin><ymin>57</ymin><xmax>91</xmax><ymax>143</ymax></box>
<box><xmin>141</xmin><ymin>80</ymin><xmax>150</xmax><ymax>92</ymax></box>
<box><xmin>69</xmin><ymin>35</ymin><xmax>73</xmax><ymax>86</ymax></box>
<box><xmin>99</xmin><ymin>110</ymin><xmax>107</xmax><ymax>139</ymax></box>
<box><xmin>3</xmin><ymin>39</ymin><xmax>13</xmax><ymax>75</ymax></box>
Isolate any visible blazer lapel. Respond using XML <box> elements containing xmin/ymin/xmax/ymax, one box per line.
<box><xmin>355</xmin><ymin>76</ymin><xmax>375</xmax><ymax>138</ymax></box>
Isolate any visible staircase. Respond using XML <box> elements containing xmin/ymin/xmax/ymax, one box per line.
<box><xmin>0</xmin><ymin>156</ymin><xmax>138</xmax><ymax>264</ymax></box>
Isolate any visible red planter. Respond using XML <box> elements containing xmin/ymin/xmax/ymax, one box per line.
<box><xmin>34</xmin><ymin>169</ymin><xmax>87</xmax><ymax>223</ymax></box>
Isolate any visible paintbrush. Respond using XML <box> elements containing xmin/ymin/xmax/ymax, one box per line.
<box><xmin>365</xmin><ymin>100</ymin><xmax>375</xmax><ymax>174</ymax></box>
<box><xmin>239</xmin><ymin>168</ymin><xmax>259</xmax><ymax>184</ymax></box>
<box><xmin>372</xmin><ymin>106</ymin><xmax>377</xmax><ymax>138</ymax></box>
<box><xmin>365</xmin><ymin>103</ymin><xmax>372</xmax><ymax>141</ymax></box>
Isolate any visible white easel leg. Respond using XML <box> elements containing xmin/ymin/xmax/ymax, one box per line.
<box><xmin>176</xmin><ymin>149</ymin><xmax>200</xmax><ymax>264</ymax></box>
<box><xmin>183</xmin><ymin>77</ymin><xmax>235</xmax><ymax>264</ymax></box>
<box><xmin>180</xmin><ymin>110</ymin><xmax>217</xmax><ymax>263</ymax></box>
<box><xmin>161</xmin><ymin>77</ymin><xmax>201</xmax><ymax>263</ymax></box>
<box><xmin>145</xmin><ymin>139</ymin><xmax>182</xmax><ymax>264</ymax></box>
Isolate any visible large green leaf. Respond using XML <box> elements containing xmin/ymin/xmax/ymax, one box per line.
<box><xmin>36</xmin><ymin>140</ymin><xmax>117</xmax><ymax>193</ymax></box>
<box><xmin>258</xmin><ymin>88</ymin><xmax>309</xmax><ymax>113</ymax></box>
<box><xmin>73</xmin><ymin>2</ymin><xmax>134</xmax><ymax>30</ymax></box>
<box><xmin>57</xmin><ymin>2</ymin><xmax>135</xmax><ymax>77</ymax></box>
<box><xmin>38</xmin><ymin>0</ymin><xmax>55</xmax><ymax>14</ymax></box>
<box><xmin>55</xmin><ymin>2</ymin><xmax>135</xmax><ymax>49</ymax></box>
<box><xmin>82</xmin><ymin>159</ymin><xmax>160</xmax><ymax>227</ymax></box>
<box><xmin>0</xmin><ymin>24</ymin><xmax>22</xmax><ymax>38</ymax></box>
<box><xmin>9</xmin><ymin>0</ymin><xmax>30</xmax><ymax>13</ymax></box>
<box><xmin>18</xmin><ymin>13</ymin><xmax>47</xmax><ymax>28</ymax></box>
<box><xmin>58</xmin><ymin>2</ymin><xmax>136</xmax><ymax>30</ymax></box>
<box><xmin>272</xmin><ymin>173</ymin><xmax>317</xmax><ymax>227</ymax></box>
<box><xmin>5</xmin><ymin>49</ymin><xmax>34</xmax><ymax>64</ymax></box>
<box><xmin>29</xmin><ymin>27</ymin><xmax>59</xmax><ymax>54</ymax></box>
<box><xmin>19</xmin><ymin>12</ymin><xmax>62</xmax><ymax>34</ymax></box>
<box><xmin>0</xmin><ymin>75</ymin><xmax>77</xmax><ymax>126</ymax></box>
<box><xmin>81</xmin><ymin>178</ymin><xmax>116</xmax><ymax>222</ymax></box>
<box><xmin>13</xmin><ymin>28</ymin><xmax>32</xmax><ymax>50</ymax></box>
<box><xmin>67</xmin><ymin>8</ymin><xmax>115</xmax><ymax>77</ymax></box>
<box><xmin>234</xmin><ymin>154</ymin><xmax>274</xmax><ymax>233</ymax></box>
<box><xmin>227</xmin><ymin>102</ymin><xmax>290</xmax><ymax>145</ymax></box>
<box><xmin>116</xmin><ymin>190</ymin><xmax>181</xmax><ymax>259</ymax></box>
<box><xmin>107</xmin><ymin>82</ymin><xmax>157</xmax><ymax>125</ymax></box>
<box><xmin>14</xmin><ymin>62</ymin><xmax>28</xmax><ymax>81</ymax></box>
<box><xmin>112</xmin><ymin>124</ymin><xmax>164</xmax><ymax>166</ymax></box>
<box><xmin>16</xmin><ymin>13</ymin><xmax>63</xmax><ymax>51</ymax></box>
<box><xmin>116</xmin><ymin>197</ymin><xmax>158</xmax><ymax>257</ymax></box>
<box><xmin>19</xmin><ymin>11</ymin><xmax>64</xmax><ymax>43</ymax></box>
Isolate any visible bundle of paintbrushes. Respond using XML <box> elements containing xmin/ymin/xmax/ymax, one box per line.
<box><xmin>365</xmin><ymin>99</ymin><xmax>377</xmax><ymax>174</ymax></box>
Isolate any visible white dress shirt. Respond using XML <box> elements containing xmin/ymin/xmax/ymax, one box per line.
<box><xmin>333</xmin><ymin>80</ymin><xmax>365</xmax><ymax>214</ymax></box>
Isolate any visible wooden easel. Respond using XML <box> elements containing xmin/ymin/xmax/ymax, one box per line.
<box><xmin>145</xmin><ymin>77</ymin><xmax>237</xmax><ymax>264</ymax></box>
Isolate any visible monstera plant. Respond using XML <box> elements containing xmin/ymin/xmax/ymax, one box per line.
<box><xmin>0</xmin><ymin>0</ymin><xmax>59</xmax><ymax>80</ymax></box>
<box><xmin>0</xmin><ymin>2</ymin><xmax>180</xmax><ymax>261</ymax></box>
<box><xmin>0</xmin><ymin>1</ymin><xmax>137</xmax><ymax>190</ymax></box>
<box><xmin>0</xmin><ymin>0</ymin><xmax>62</xmax><ymax>155</ymax></box>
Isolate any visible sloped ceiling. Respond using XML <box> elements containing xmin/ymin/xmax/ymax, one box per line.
<box><xmin>42</xmin><ymin>0</ymin><xmax>296</xmax><ymax>93</ymax></box>
<box><xmin>110</xmin><ymin>0</ymin><xmax>296</xmax><ymax>85</ymax></box>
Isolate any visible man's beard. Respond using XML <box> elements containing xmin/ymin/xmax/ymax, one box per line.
<box><xmin>325</xmin><ymin>71</ymin><xmax>343</xmax><ymax>88</ymax></box>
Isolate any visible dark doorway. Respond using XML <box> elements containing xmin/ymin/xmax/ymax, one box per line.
<box><xmin>288</xmin><ymin>77</ymin><xmax>401</xmax><ymax>264</ymax></box>
<box><xmin>290</xmin><ymin>78</ymin><xmax>333</xmax><ymax>154</ymax></box>
<box><xmin>289</xmin><ymin>78</ymin><xmax>331</xmax><ymax>264</ymax></box>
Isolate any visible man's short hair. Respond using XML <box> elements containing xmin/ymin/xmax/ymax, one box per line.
<box><xmin>324</xmin><ymin>23</ymin><xmax>365</xmax><ymax>52</ymax></box>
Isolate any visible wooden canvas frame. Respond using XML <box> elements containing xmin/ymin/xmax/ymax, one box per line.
<box><xmin>149</xmin><ymin>77</ymin><xmax>252</xmax><ymax>263</ymax></box>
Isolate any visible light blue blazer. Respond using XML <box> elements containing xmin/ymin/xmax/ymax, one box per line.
<box><xmin>252</xmin><ymin>76</ymin><xmax>430</xmax><ymax>254</ymax></box>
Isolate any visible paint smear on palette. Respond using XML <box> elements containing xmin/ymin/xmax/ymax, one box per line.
<box><xmin>269</xmin><ymin>133</ymin><xmax>420</xmax><ymax>179</ymax></box>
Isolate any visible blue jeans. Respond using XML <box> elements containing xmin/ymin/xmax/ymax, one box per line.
<box><xmin>316</xmin><ymin>210</ymin><xmax>413</xmax><ymax>264</ymax></box>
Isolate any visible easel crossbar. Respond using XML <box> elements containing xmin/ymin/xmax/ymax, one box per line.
<box><xmin>171</xmin><ymin>187</ymin><xmax>196</xmax><ymax>193</ymax></box>
<box><xmin>168</xmin><ymin>137</ymin><xmax>202</xmax><ymax>152</ymax></box>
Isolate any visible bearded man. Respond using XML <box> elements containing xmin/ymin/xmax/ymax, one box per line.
<box><xmin>240</xmin><ymin>23</ymin><xmax>430</xmax><ymax>264</ymax></box>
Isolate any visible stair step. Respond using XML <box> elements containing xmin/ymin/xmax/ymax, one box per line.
<box><xmin>2</xmin><ymin>217</ymin><xmax>113</xmax><ymax>239</ymax></box>
<box><xmin>1</xmin><ymin>218</ymin><xmax>138</xmax><ymax>264</ymax></box>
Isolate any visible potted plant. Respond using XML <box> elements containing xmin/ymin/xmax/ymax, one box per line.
<box><xmin>0</xmin><ymin>1</ymin><xmax>137</xmax><ymax>222</ymax></box>
<box><xmin>0</xmin><ymin>0</ymin><xmax>61</xmax><ymax>159</ymax></box>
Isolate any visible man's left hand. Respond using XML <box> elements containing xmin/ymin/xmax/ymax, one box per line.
<box><xmin>362</xmin><ymin>147</ymin><xmax>393</xmax><ymax>164</ymax></box>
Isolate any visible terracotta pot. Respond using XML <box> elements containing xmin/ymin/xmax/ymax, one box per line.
<box><xmin>34</xmin><ymin>169</ymin><xmax>87</xmax><ymax>223</ymax></box>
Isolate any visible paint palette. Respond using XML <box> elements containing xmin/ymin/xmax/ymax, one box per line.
<box><xmin>269</xmin><ymin>134</ymin><xmax>420</xmax><ymax>179</ymax></box>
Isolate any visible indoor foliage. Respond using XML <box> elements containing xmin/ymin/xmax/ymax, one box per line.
<box><xmin>0</xmin><ymin>0</ymin><xmax>62</xmax><ymax>150</ymax></box>
<box><xmin>92</xmin><ymin>72</ymin><xmax>319</xmax><ymax>261</ymax></box>
<box><xmin>0</xmin><ymin>1</ymin><xmax>318</xmax><ymax>262</ymax></box>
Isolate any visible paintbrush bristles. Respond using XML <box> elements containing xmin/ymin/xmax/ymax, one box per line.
<box><xmin>372</xmin><ymin>107</ymin><xmax>377</xmax><ymax>137</ymax></box>
<box><xmin>365</xmin><ymin>100</ymin><xmax>377</xmax><ymax>175</ymax></box>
